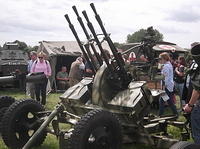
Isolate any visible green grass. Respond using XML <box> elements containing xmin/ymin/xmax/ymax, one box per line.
<box><xmin>0</xmin><ymin>90</ymin><xmax>188</xmax><ymax>149</ymax></box>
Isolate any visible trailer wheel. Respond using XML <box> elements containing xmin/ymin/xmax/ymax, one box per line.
<box><xmin>0</xmin><ymin>96</ymin><xmax>15</xmax><ymax>128</ymax></box>
<box><xmin>170</xmin><ymin>141</ymin><xmax>200</xmax><ymax>149</ymax></box>
<box><xmin>67</xmin><ymin>109</ymin><xmax>122</xmax><ymax>149</ymax></box>
<box><xmin>0</xmin><ymin>96</ymin><xmax>15</xmax><ymax>109</ymax></box>
<box><xmin>0</xmin><ymin>107</ymin><xmax>8</xmax><ymax>132</ymax></box>
<box><xmin>1</xmin><ymin>99</ymin><xmax>47</xmax><ymax>149</ymax></box>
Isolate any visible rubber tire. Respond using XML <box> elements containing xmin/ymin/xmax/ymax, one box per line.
<box><xmin>0</xmin><ymin>96</ymin><xmax>15</xmax><ymax>109</ymax></box>
<box><xmin>67</xmin><ymin>109</ymin><xmax>122</xmax><ymax>149</ymax></box>
<box><xmin>0</xmin><ymin>107</ymin><xmax>8</xmax><ymax>132</ymax></box>
<box><xmin>0</xmin><ymin>96</ymin><xmax>15</xmax><ymax>131</ymax></box>
<box><xmin>0</xmin><ymin>107</ymin><xmax>8</xmax><ymax>119</ymax></box>
<box><xmin>1</xmin><ymin>99</ymin><xmax>47</xmax><ymax>149</ymax></box>
<box><xmin>170</xmin><ymin>141</ymin><xmax>200</xmax><ymax>149</ymax></box>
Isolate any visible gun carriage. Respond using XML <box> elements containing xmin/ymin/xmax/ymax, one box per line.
<box><xmin>0</xmin><ymin>3</ymin><xmax>194</xmax><ymax>149</ymax></box>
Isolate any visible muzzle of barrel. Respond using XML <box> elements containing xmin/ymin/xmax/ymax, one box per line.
<box><xmin>26</xmin><ymin>73</ymin><xmax>46</xmax><ymax>83</ymax></box>
<box><xmin>191</xmin><ymin>44</ymin><xmax>200</xmax><ymax>65</ymax></box>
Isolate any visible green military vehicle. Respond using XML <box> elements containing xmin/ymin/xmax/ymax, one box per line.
<box><xmin>0</xmin><ymin>42</ymin><xmax>28</xmax><ymax>76</ymax></box>
<box><xmin>0</xmin><ymin>42</ymin><xmax>28</xmax><ymax>88</ymax></box>
<box><xmin>0</xmin><ymin>3</ymin><xmax>198</xmax><ymax>149</ymax></box>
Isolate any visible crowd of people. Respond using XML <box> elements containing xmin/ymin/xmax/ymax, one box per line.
<box><xmin>27</xmin><ymin>52</ymin><xmax>94</xmax><ymax>104</ymax></box>
<box><xmin>158</xmin><ymin>52</ymin><xmax>194</xmax><ymax>116</ymax></box>
<box><xmin>157</xmin><ymin>43</ymin><xmax>200</xmax><ymax>145</ymax></box>
<box><xmin>27</xmin><ymin>51</ymin><xmax>52</xmax><ymax>105</ymax></box>
<box><xmin>26</xmin><ymin>49</ymin><xmax>189</xmax><ymax>109</ymax></box>
<box><xmin>56</xmin><ymin>56</ymin><xmax>93</xmax><ymax>90</ymax></box>
<box><xmin>25</xmin><ymin>43</ymin><xmax>200</xmax><ymax>144</ymax></box>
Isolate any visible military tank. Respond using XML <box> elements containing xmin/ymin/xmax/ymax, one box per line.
<box><xmin>0</xmin><ymin>42</ymin><xmax>28</xmax><ymax>77</ymax></box>
<box><xmin>0</xmin><ymin>42</ymin><xmax>28</xmax><ymax>89</ymax></box>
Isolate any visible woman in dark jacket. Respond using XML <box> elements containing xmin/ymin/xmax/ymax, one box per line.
<box><xmin>174</xmin><ymin>56</ymin><xmax>186</xmax><ymax>108</ymax></box>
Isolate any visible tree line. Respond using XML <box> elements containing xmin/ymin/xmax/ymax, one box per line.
<box><xmin>0</xmin><ymin>27</ymin><xmax>163</xmax><ymax>52</ymax></box>
<box><xmin>115</xmin><ymin>27</ymin><xmax>163</xmax><ymax>48</ymax></box>
<box><xmin>0</xmin><ymin>40</ymin><xmax>38</xmax><ymax>53</ymax></box>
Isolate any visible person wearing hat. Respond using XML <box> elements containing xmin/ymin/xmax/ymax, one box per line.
<box><xmin>26</xmin><ymin>51</ymin><xmax>37</xmax><ymax>99</ymax></box>
<box><xmin>184</xmin><ymin>42</ymin><xmax>200</xmax><ymax>144</ymax></box>
<box><xmin>31</xmin><ymin>51</ymin><xmax>51</xmax><ymax>105</ymax></box>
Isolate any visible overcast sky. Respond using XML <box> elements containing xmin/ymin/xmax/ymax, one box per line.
<box><xmin>0</xmin><ymin>0</ymin><xmax>199</xmax><ymax>48</ymax></box>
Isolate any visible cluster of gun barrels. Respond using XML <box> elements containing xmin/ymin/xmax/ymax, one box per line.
<box><xmin>65</xmin><ymin>3</ymin><xmax>130</xmax><ymax>84</ymax></box>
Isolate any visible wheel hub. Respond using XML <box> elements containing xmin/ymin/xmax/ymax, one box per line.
<box><xmin>88</xmin><ymin>126</ymin><xmax>112</xmax><ymax>149</ymax></box>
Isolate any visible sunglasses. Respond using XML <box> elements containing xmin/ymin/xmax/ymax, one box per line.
<box><xmin>38</xmin><ymin>57</ymin><xmax>44</xmax><ymax>59</ymax></box>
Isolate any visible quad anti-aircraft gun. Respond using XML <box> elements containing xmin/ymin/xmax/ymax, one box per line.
<box><xmin>0</xmin><ymin>3</ymin><xmax>195</xmax><ymax>149</ymax></box>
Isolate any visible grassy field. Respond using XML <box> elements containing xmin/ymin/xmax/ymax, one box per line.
<box><xmin>0</xmin><ymin>89</ymin><xmax>188</xmax><ymax>149</ymax></box>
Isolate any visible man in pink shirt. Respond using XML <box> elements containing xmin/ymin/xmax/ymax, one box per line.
<box><xmin>31</xmin><ymin>51</ymin><xmax>51</xmax><ymax>105</ymax></box>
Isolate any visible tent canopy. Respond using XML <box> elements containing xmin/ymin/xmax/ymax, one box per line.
<box><xmin>121</xmin><ymin>41</ymin><xmax>188</xmax><ymax>53</ymax></box>
<box><xmin>38</xmin><ymin>40</ymin><xmax>112</xmax><ymax>57</ymax></box>
<box><xmin>153</xmin><ymin>41</ymin><xmax>187</xmax><ymax>52</ymax></box>
<box><xmin>38</xmin><ymin>41</ymin><xmax>83</xmax><ymax>90</ymax></box>
<box><xmin>39</xmin><ymin>41</ymin><xmax>82</xmax><ymax>57</ymax></box>
<box><xmin>37</xmin><ymin>40</ymin><xmax>111</xmax><ymax>90</ymax></box>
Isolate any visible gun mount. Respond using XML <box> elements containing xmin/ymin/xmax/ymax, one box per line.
<box><xmin>0</xmin><ymin>3</ymin><xmax>195</xmax><ymax>149</ymax></box>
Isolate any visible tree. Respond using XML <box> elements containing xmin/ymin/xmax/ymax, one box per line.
<box><xmin>126</xmin><ymin>27</ymin><xmax>163</xmax><ymax>43</ymax></box>
<box><xmin>30</xmin><ymin>45</ymin><xmax>39</xmax><ymax>52</ymax></box>
<box><xmin>13</xmin><ymin>41</ymin><xmax>39</xmax><ymax>52</ymax></box>
<box><xmin>114</xmin><ymin>42</ymin><xmax>123</xmax><ymax>49</ymax></box>
<box><xmin>2</xmin><ymin>40</ymin><xmax>38</xmax><ymax>52</ymax></box>
<box><xmin>13</xmin><ymin>40</ymin><xmax>29</xmax><ymax>52</ymax></box>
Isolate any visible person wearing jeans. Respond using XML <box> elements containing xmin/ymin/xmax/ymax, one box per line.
<box><xmin>158</xmin><ymin>52</ymin><xmax>178</xmax><ymax>116</ymax></box>
<box><xmin>159</xmin><ymin>88</ymin><xmax>178</xmax><ymax>116</ymax></box>
<box><xmin>31</xmin><ymin>51</ymin><xmax>51</xmax><ymax>105</ymax></box>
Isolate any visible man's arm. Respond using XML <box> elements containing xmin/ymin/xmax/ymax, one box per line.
<box><xmin>86</xmin><ymin>69</ymin><xmax>93</xmax><ymax>73</ymax></box>
<box><xmin>46</xmin><ymin>61</ymin><xmax>52</xmax><ymax>77</ymax></box>
<box><xmin>57</xmin><ymin>77</ymin><xmax>69</xmax><ymax>81</ymax></box>
<box><xmin>56</xmin><ymin>72</ymin><xmax>69</xmax><ymax>81</ymax></box>
<box><xmin>27</xmin><ymin>61</ymin><xmax>31</xmax><ymax>73</ymax></box>
<box><xmin>189</xmin><ymin>90</ymin><xmax>200</xmax><ymax>105</ymax></box>
<box><xmin>175</xmin><ymin>66</ymin><xmax>184</xmax><ymax>77</ymax></box>
<box><xmin>184</xmin><ymin>89</ymin><xmax>200</xmax><ymax>113</ymax></box>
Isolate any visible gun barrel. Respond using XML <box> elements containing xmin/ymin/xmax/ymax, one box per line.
<box><xmin>90</xmin><ymin>3</ymin><xmax>126</xmax><ymax>74</ymax></box>
<box><xmin>72</xmin><ymin>6</ymin><xmax>103</xmax><ymax>66</ymax></box>
<box><xmin>83</xmin><ymin>43</ymin><xmax>98</xmax><ymax>71</ymax></box>
<box><xmin>82</xmin><ymin>10</ymin><xmax>114</xmax><ymax>73</ymax></box>
<box><xmin>72</xmin><ymin>5</ymin><xmax>79</xmax><ymax>18</ymax></box>
<box><xmin>90</xmin><ymin>3</ymin><xmax>133</xmax><ymax>88</ymax></box>
<box><xmin>90</xmin><ymin>3</ymin><xmax>98</xmax><ymax>15</ymax></box>
<box><xmin>72</xmin><ymin>6</ymin><xmax>89</xmax><ymax>39</ymax></box>
<box><xmin>64</xmin><ymin>14</ymin><xmax>96</xmax><ymax>73</ymax></box>
<box><xmin>0</xmin><ymin>76</ymin><xmax>15</xmax><ymax>84</ymax></box>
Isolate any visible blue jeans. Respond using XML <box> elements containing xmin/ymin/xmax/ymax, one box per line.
<box><xmin>191</xmin><ymin>105</ymin><xmax>200</xmax><ymax>144</ymax></box>
<box><xmin>159</xmin><ymin>88</ymin><xmax>178</xmax><ymax>116</ymax></box>
<box><xmin>175</xmin><ymin>82</ymin><xmax>185</xmax><ymax>107</ymax></box>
